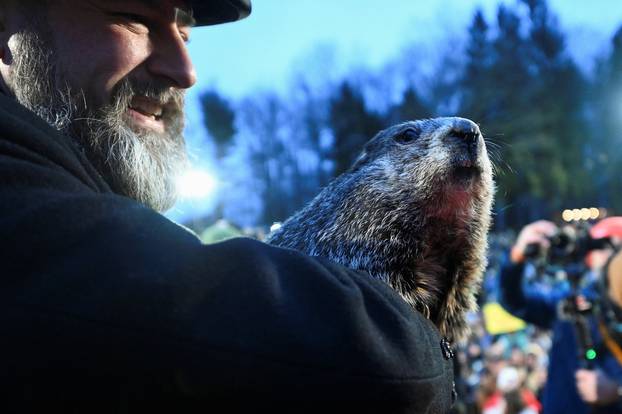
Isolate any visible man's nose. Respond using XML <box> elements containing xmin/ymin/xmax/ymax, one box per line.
<box><xmin>147</xmin><ymin>33</ymin><xmax>197</xmax><ymax>89</ymax></box>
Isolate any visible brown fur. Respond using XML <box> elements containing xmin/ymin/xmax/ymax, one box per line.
<box><xmin>267</xmin><ymin>117</ymin><xmax>494</xmax><ymax>341</ymax></box>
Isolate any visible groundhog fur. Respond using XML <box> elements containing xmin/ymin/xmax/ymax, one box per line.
<box><xmin>267</xmin><ymin>117</ymin><xmax>494</xmax><ymax>342</ymax></box>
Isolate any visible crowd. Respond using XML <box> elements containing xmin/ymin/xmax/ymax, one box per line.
<box><xmin>450</xmin><ymin>233</ymin><xmax>547</xmax><ymax>413</ymax></box>
<box><xmin>450</xmin><ymin>220</ymin><xmax>622</xmax><ymax>414</ymax></box>
<box><xmin>453</xmin><ymin>316</ymin><xmax>548</xmax><ymax>414</ymax></box>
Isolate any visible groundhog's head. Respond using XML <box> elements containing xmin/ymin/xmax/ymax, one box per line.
<box><xmin>352</xmin><ymin>117</ymin><xmax>493</xmax><ymax>220</ymax></box>
<box><xmin>269</xmin><ymin>117</ymin><xmax>494</xmax><ymax>340</ymax></box>
<box><xmin>350</xmin><ymin>117</ymin><xmax>494</xmax><ymax>341</ymax></box>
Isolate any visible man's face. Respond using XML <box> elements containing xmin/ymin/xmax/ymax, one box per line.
<box><xmin>6</xmin><ymin>0</ymin><xmax>197</xmax><ymax>211</ymax></box>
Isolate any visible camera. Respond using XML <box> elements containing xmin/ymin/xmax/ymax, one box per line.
<box><xmin>524</xmin><ymin>222</ymin><xmax>611</xmax><ymax>267</ymax></box>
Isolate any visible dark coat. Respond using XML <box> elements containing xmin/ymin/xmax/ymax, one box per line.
<box><xmin>0</xmin><ymin>94</ymin><xmax>454</xmax><ymax>413</ymax></box>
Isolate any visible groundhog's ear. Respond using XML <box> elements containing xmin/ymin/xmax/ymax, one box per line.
<box><xmin>350</xmin><ymin>150</ymin><xmax>370</xmax><ymax>172</ymax></box>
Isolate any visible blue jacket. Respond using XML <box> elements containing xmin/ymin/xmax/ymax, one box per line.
<box><xmin>498</xmin><ymin>256</ymin><xmax>622</xmax><ymax>414</ymax></box>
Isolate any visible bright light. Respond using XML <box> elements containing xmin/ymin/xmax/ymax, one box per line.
<box><xmin>589</xmin><ymin>208</ymin><xmax>600</xmax><ymax>220</ymax></box>
<box><xmin>562</xmin><ymin>207</ymin><xmax>603</xmax><ymax>222</ymax></box>
<box><xmin>270</xmin><ymin>222</ymin><xmax>282</xmax><ymax>233</ymax></box>
<box><xmin>176</xmin><ymin>169</ymin><xmax>218</xmax><ymax>199</ymax></box>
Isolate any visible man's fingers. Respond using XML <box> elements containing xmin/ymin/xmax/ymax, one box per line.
<box><xmin>576</xmin><ymin>369</ymin><xmax>589</xmax><ymax>379</ymax></box>
<box><xmin>517</xmin><ymin>221</ymin><xmax>557</xmax><ymax>246</ymax></box>
<box><xmin>575</xmin><ymin>369</ymin><xmax>599</xmax><ymax>403</ymax></box>
<box><xmin>576</xmin><ymin>369</ymin><xmax>596</xmax><ymax>382</ymax></box>
<box><xmin>527</xmin><ymin>220</ymin><xmax>557</xmax><ymax>236</ymax></box>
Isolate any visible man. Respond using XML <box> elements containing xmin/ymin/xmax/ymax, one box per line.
<box><xmin>499</xmin><ymin>220</ymin><xmax>622</xmax><ymax>414</ymax></box>
<box><xmin>575</xmin><ymin>224</ymin><xmax>622</xmax><ymax>410</ymax></box>
<box><xmin>0</xmin><ymin>1</ymin><xmax>454</xmax><ymax>412</ymax></box>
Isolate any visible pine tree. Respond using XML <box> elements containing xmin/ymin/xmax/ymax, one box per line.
<box><xmin>460</xmin><ymin>9</ymin><xmax>494</xmax><ymax>122</ymax></box>
<box><xmin>592</xmin><ymin>25</ymin><xmax>622</xmax><ymax>211</ymax></box>
<box><xmin>394</xmin><ymin>87</ymin><xmax>432</xmax><ymax>122</ymax></box>
<box><xmin>238</xmin><ymin>93</ymin><xmax>295</xmax><ymax>225</ymax></box>
<box><xmin>200</xmin><ymin>90</ymin><xmax>237</xmax><ymax>160</ymax></box>
<box><xmin>199</xmin><ymin>90</ymin><xmax>238</xmax><ymax>220</ymax></box>
<box><xmin>328</xmin><ymin>82</ymin><xmax>385</xmax><ymax>176</ymax></box>
<box><xmin>521</xmin><ymin>0</ymin><xmax>590</xmax><ymax>210</ymax></box>
<box><xmin>464</xmin><ymin>1</ymin><xmax>590</xmax><ymax>227</ymax></box>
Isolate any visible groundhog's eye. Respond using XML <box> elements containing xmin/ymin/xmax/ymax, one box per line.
<box><xmin>395</xmin><ymin>128</ymin><xmax>419</xmax><ymax>144</ymax></box>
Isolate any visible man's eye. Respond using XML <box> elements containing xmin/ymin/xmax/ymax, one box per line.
<box><xmin>111</xmin><ymin>13</ymin><xmax>149</xmax><ymax>30</ymax></box>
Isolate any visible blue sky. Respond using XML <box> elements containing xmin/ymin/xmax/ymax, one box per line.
<box><xmin>182</xmin><ymin>0</ymin><xmax>622</xmax><ymax>144</ymax></box>
<box><xmin>167</xmin><ymin>1</ymin><xmax>622</xmax><ymax>222</ymax></box>
<box><xmin>187</xmin><ymin>0</ymin><xmax>622</xmax><ymax>99</ymax></box>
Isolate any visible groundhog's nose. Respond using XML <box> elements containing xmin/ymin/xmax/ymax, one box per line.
<box><xmin>448</xmin><ymin>118</ymin><xmax>480</xmax><ymax>144</ymax></box>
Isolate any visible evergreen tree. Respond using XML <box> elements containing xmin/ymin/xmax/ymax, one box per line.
<box><xmin>199</xmin><ymin>90</ymin><xmax>238</xmax><ymax>220</ymax></box>
<box><xmin>489</xmin><ymin>4</ymin><xmax>531</xmax><ymax>121</ymax></box>
<box><xmin>200</xmin><ymin>90</ymin><xmax>237</xmax><ymax>160</ymax></box>
<box><xmin>291</xmin><ymin>79</ymin><xmax>332</xmax><ymax>196</ymax></box>
<box><xmin>476</xmin><ymin>5</ymin><xmax>533</xmax><ymax>226</ymax></box>
<box><xmin>521</xmin><ymin>0</ymin><xmax>590</xmax><ymax>210</ymax></box>
<box><xmin>523</xmin><ymin>0</ymin><xmax>565</xmax><ymax>70</ymax></box>
<box><xmin>461</xmin><ymin>1</ymin><xmax>589</xmax><ymax>227</ymax></box>
<box><xmin>238</xmin><ymin>93</ymin><xmax>295</xmax><ymax>225</ymax></box>
<box><xmin>394</xmin><ymin>87</ymin><xmax>432</xmax><ymax>122</ymax></box>
<box><xmin>460</xmin><ymin>9</ymin><xmax>495</xmax><ymax>122</ymax></box>
<box><xmin>329</xmin><ymin>82</ymin><xmax>385</xmax><ymax>176</ymax></box>
<box><xmin>592</xmin><ymin>25</ymin><xmax>622</xmax><ymax>211</ymax></box>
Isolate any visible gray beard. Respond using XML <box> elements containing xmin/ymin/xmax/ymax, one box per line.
<box><xmin>8</xmin><ymin>29</ymin><xmax>188</xmax><ymax>212</ymax></box>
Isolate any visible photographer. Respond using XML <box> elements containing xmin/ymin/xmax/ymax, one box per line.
<box><xmin>576</xmin><ymin>245</ymin><xmax>622</xmax><ymax>407</ymax></box>
<box><xmin>499</xmin><ymin>220</ymin><xmax>622</xmax><ymax>414</ymax></box>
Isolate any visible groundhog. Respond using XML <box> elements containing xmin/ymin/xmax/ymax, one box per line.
<box><xmin>267</xmin><ymin>117</ymin><xmax>494</xmax><ymax>342</ymax></box>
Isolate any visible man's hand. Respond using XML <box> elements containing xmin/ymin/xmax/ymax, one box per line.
<box><xmin>575</xmin><ymin>368</ymin><xmax>621</xmax><ymax>405</ymax></box>
<box><xmin>510</xmin><ymin>220</ymin><xmax>557</xmax><ymax>264</ymax></box>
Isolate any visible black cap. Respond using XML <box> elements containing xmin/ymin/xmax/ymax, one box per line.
<box><xmin>190</xmin><ymin>0</ymin><xmax>252</xmax><ymax>26</ymax></box>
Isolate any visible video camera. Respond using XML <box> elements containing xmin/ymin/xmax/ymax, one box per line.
<box><xmin>522</xmin><ymin>217</ymin><xmax>615</xmax><ymax>368</ymax></box>
<box><xmin>524</xmin><ymin>222</ymin><xmax>612</xmax><ymax>269</ymax></box>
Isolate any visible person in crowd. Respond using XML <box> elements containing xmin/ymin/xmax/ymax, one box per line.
<box><xmin>482</xmin><ymin>366</ymin><xmax>540</xmax><ymax>414</ymax></box>
<box><xmin>0</xmin><ymin>1</ymin><xmax>454</xmax><ymax>411</ymax></box>
<box><xmin>575</xmin><ymin>246</ymin><xmax>622</xmax><ymax>408</ymax></box>
<box><xmin>524</xmin><ymin>343</ymin><xmax>547</xmax><ymax>402</ymax></box>
<box><xmin>499</xmin><ymin>219</ymin><xmax>622</xmax><ymax>414</ymax></box>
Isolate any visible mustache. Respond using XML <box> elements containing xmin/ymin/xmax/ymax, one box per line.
<box><xmin>107</xmin><ymin>78</ymin><xmax>185</xmax><ymax>123</ymax></box>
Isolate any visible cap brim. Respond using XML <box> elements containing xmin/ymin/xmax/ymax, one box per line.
<box><xmin>190</xmin><ymin>0</ymin><xmax>251</xmax><ymax>26</ymax></box>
